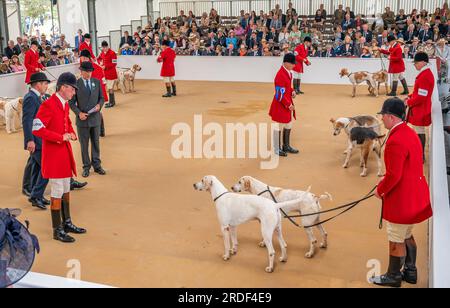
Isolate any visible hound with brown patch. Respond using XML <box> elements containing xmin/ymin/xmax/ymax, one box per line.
<box><xmin>0</xmin><ymin>97</ymin><xmax>23</xmax><ymax>134</ymax></box>
<box><xmin>371</xmin><ymin>70</ymin><xmax>389</xmax><ymax>95</ymax></box>
<box><xmin>231</xmin><ymin>176</ymin><xmax>332</xmax><ymax>259</ymax></box>
<box><xmin>339</xmin><ymin>68</ymin><xmax>378</xmax><ymax>97</ymax></box>
<box><xmin>115</xmin><ymin>64</ymin><xmax>142</xmax><ymax>94</ymax></box>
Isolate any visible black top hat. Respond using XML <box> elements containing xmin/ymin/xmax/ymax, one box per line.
<box><xmin>378</xmin><ymin>98</ymin><xmax>406</xmax><ymax>119</ymax></box>
<box><xmin>50</xmin><ymin>50</ymin><xmax>58</xmax><ymax>56</ymax></box>
<box><xmin>80</xmin><ymin>49</ymin><xmax>92</xmax><ymax>58</ymax></box>
<box><xmin>28</xmin><ymin>72</ymin><xmax>50</xmax><ymax>85</ymax></box>
<box><xmin>304</xmin><ymin>36</ymin><xmax>312</xmax><ymax>43</ymax></box>
<box><xmin>283</xmin><ymin>53</ymin><xmax>296</xmax><ymax>65</ymax></box>
<box><xmin>84</xmin><ymin>33</ymin><xmax>91</xmax><ymax>39</ymax></box>
<box><xmin>387</xmin><ymin>35</ymin><xmax>396</xmax><ymax>42</ymax></box>
<box><xmin>101</xmin><ymin>40</ymin><xmax>109</xmax><ymax>47</ymax></box>
<box><xmin>57</xmin><ymin>72</ymin><xmax>78</xmax><ymax>90</ymax></box>
<box><xmin>414</xmin><ymin>52</ymin><xmax>429</xmax><ymax>63</ymax></box>
<box><xmin>162</xmin><ymin>40</ymin><xmax>171</xmax><ymax>46</ymax></box>
<box><xmin>79</xmin><ymin>61</ymin><xmax>94</xmax><ymax>72</ymax></box>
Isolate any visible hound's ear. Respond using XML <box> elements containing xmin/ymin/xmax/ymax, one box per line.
<box><xmin>244</xmin><ymin>178</ymin><xmax>250</xmax><ymax>191</ymax></box>
<box><xmin>330</xmin><ymin>118</ymin><xmax>336</xmax><ymax>123</ymax></box>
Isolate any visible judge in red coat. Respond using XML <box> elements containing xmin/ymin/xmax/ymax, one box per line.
<box><xmin>371</xmin><ymin>98</ymin><xmax>432</xmax><ymax>288</ymax></box>
<box><xmin>32</xmin><ymin>73</ymin><xmax>87</xmax><ymax>243</ymax></box>
<box><xmin>157</xmin><ymin>40</ymin><xmax>177</xmax><ymax>97</ymax></box>
<box><xmin>79</xmin><ymin>33</ymin><xmax>96</xmax><ymax>60</ymax></box>
<box><xmin>405</xmin><ymin>52</ymin><xmax>435</xmax><ymax>159</ymax></box>
<box><xmin>269</xmin><ymin>53</ymin><xmax>299</xmax><ymax>157</ymax></box>
<box><xmin>377</xmin><ymin>36</ymin><xmax>409</xmax><ymax>96</ymax></box>
<box><xmin>24</xmin><ymin>40</ymin><xmax>45</xmax><ymax>84</ymax></box>
<box><xmin>292</xmin><ymin>36</ymin><xmax>312</xmax><ymax>94</ymax></box>
<box><xmin>80</xmin><ymin>49</ymin><xmax>108</xmax><ymax>137</ymax></box>
<box><xmin>98</xmin><ymin>41</ymin><xmax>118</xmax><ymax>108</ymax></box>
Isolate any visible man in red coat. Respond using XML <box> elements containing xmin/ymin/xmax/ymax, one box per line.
<box><xmin>157</xmin><ymin>40</ymin><xmax>177</xmax><ymax>98</ymax></box>
<box><xmin>269</xmin><ymin>53</ymin><xmax>298</xmax><ymax>157</ymax></box>
<box><xmin>98</xmin><ymin>41</ymin><xmax>118</xmax><ymax>108</ymax></box>
<box><xmin>371</xmin><ymin>98</ymin><xmax>433</xmax><ymax>287</ymax></box>
<box><xmin>405</xmin><ymin>52</ymin><xmax>435</xmax><ymax>160</ymax></box>
<box><xmin>377</xmin><ymin>36</ymin><xmax>409</xmax><ymax>96</ymax></box>
<box><xmin>292</xmin><ymin>37</ymin><xmax>312</xmax><ymax>94</ymax></box>
<box><xmin>32</xmin><ymin>73</ymin><xmax>87</xmax><ymax>243</ymax></box>
<box><xmin>79</xmin><ymin>33</ymin><xmax>96</xmax><ymax>60</ymax></box>
<box><xmin>24</xmin><ymin>40</ymin><xmax>45</xmax><ymax>84</ymax></box>
<box><xmin>80</xmin><ymin>49</ymin><xmax>108</xmax><ymax>137</ymax></box>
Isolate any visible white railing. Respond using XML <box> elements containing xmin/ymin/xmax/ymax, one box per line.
<box><xmin>14</xmin><ymin>272</ymin><xmax>113</xmax><ymax>288</ymax></box>
<box><xmin>158</xmin><ymin>0</ymin><xmax>449</xmax><ymax>18</ymax></box>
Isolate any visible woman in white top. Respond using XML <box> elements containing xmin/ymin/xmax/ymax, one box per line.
<box><xmin>278</xmin><ymin>27</ymin><xmax>290</xmax><ymax>44</ymax></box>
<box><xmin>435</xmin><ymin>38</ymin><xmax>450</xmax><ymax>82</ymax></box>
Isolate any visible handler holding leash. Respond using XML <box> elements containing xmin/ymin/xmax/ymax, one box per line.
<box><xmin>405</xmin><ymin>52</ymin><xmax>435</xmax><ymax>162</ymax></box>
<box><xmin>269</xmin><ymin>53</ymin><xmax>299</xmax><ymax>157</ymax></box>
<box><xmin>157</xmin><ymin>40</ymin><xmax>177</xmax><ymax>98</ymax></box>
<box><xmin>292</xmin><ymin>37</ymin><xmax>312</xmax><ymax>95</ymax></box>
<box><xmin>376</xmin><ymin>36</ymin><xmax>409</xmax><ymax>97</ymax></box>
<box><xmin>371</xmin><ymin>98</ymin><xmax>433</xmax><ymax>288</ymax></box>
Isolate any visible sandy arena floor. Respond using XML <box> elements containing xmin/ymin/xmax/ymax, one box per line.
<box><xmin>0</xmin><ymin>81</ymin><xmax>429</xmax><ymax>288</ymax></box>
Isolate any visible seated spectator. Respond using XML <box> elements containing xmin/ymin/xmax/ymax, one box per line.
<box><xmin>322</xmin><ymin>44</ymin><xmax>336</xmax><ymax>57</ymax></box>
<box><xmin>396</xmin><ymin>9</ymin><xmax>408</xmax><ymax>31</ymax></box>
<box><xmin>9</xmin><ymin>55</ymin><xmax>25</xmax><ymax>72</ymax></box>
<box><xmin>345</xmin><ymin>6</ymin><xmax>356</xmax><ymax>19</ymax></box>
<box><xmin>278</xmin><ymin>27</ymin><xmax>290</xmax><ymax>44</ymax></box>
<box><xmin>382</xmin><ymin>7</ymin><xmax>396</xmax><ymax>28</ymax></box>
<box><xmin>334</xmin><ymin>4</ymin><xmax>345</xmax><ymax>26</ymax></box>
<box><xmin>314</xmin><ymin>5</ymin><xmax>327</xmax><ymax>29</ymax></box>
<box><xmin>226</xmin><ymin>30</ymin><xmax>238</xmax><ymax>49</ymax></box>
<box><xmin>377</xmin><ymin>30</ymin><xmax>389</xmax><ymax>46</ymax></box>
<box><xmin>373</xmin><ymin>14</ymin><xmax>385</xmax><ymax>33</ymax></box>
<box><xmin>360</xmin><ymin>46</ymin><xmax>372</xmax><ymax>58</ymax></box>
<box><xmin>286</xmin><ymin>1</ymin><xmax>297</xmax><ymax>17</ymax></box>
<box><xmin>423</xmin><ymin>39</ymin><xmax>436</xmax><ymax>57</ymax></box>
<box><xmin>38</xmin><ymin>52</ymin><xmax>47</xmax><ymax>67</ymax></box>
<box><xmin>190</xmin><ymin>44</ymin><xmax>202</xmax><ymax>56</ymax></box>
<box><xmin>247</xmin><ymin>31</ymin><xmax>260</xmax><ymax>50</ymax></box>
<box><xmin>120</xmin><ymin>44</ymin><xmax>133</xmax><ymax>55</ymax></box>
<box><xmin>334</xmin><ymin>25</ymin><xmax>344</xmax><ymax>43</ymax></box>
<box><xmin>270</xmin><ymin>14</ymin><xmax>282</xmax><ymax>31</ymax></box>
<box><xmin>338</xmin><ymin>35</ymin><xmax>354</xmax><ymax>57</ymax></box>
<box><xmin>342</xmin><ymin>14</ymin><xmax>355</xmax><ymax>31</ymax></box>
<box><xmin>203</xmin><ymin>44</ymin><xmax>216</xmax><ymax>56</ymax></box>
<box><xmin>120</xmin><ymin>31</ymin><xmax>134</xmax><ymax>48</ymax></box>
<box><xmin>215</xmin><ymin>45</ymin><xmax>223</xmax><ymax>56</ymax></box>
<box><xmin>187</xmin><ymin>11</ymin><xmax>195</xmax><ymax>26</ymax></box>
<box><xmin>354</xmin><ymin>37</ymin><xmax>367</xmax><ymax>57</ymax></box>
<box><xmin>309</xmin><ymin>44</ymin><xmax>320</xmax><ymax>57</ymax></box>
<box><xmin>418</xmin><ymin>23</ymin><xmax>434</xmax><ymax>43</ymax></box>
<box><xmin>55</xmin><ymin>34</ymin><xmax>70</xmax><ymax>50</ymax></box>
<box><xmin>4</xmin><ymin>40</ymin><xmax>20</xmax><ymax>59</ymax></box>
<box><xmin>176</xmin><ymin>10</ymin><xmax>187</xmax><ymax>27</ymax></box>
<box><xmin>247</xmin><ymin>44</ymin><xmax>261</xmax><ymax>56</ymax></box>
<box><xmin>224</xmin><ymin>43</ymin><xmax>238</xmax><ymax>56</ymax></box>
<box><xmin>409</xmin><ymin>37</ymin><xmax>420</xmax><ymax>57</ymax></box>
<box><xmin>46</xmin><ymin>50</ymin><xmax>60</xmax><ymax>67</ymax></box>
<box><xmin>58</xmin><ymin>50</ymin><xmax>70</xmax><ymax>65</ymax></box>
<box><xmin>234</xmin><ymin>24</ymin><xmax>246</xmax><ymax>36</ymax></box>
<box><xmin>403</xmin><ymin>23</ymin><xmax>417</xmax><ymax>43</ymax></box>
<box><xmin>287</xmin><ymin>14</ymin><xmax>301</xmax><ymax>31</ymax></box>
<box><xmin>360</xmin><ymin>23</ymin><xmax>373</xmax><ymax>42</ymax></box>
<box><xmin>40</xmin><ymin>34</ymin><xmax>51</xmax><ymax>46</ymax></box>
<box><xmin>131</xmin><ymin>43</ymin><xmax>140</xmax><ymax>55</ymax></box>
<box><xmin>238</xmin><ymin>44</ymin><xmax>248</xmax><ymax>56</ymax></box>
<box><xmin>262</xmin><ymin>46</ymin><xmax>273</xmax><ymax>56</ymax></box>
<box><xmin>1</xmin><ymin>56</ymin><xmax>12</xmax><ymax>74</ymax></box>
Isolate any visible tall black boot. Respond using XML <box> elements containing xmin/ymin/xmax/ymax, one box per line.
<box><xmin>61</xmin><ymin>193</ymin><xmax>87</xmax><ymax>234</ymax></box>
<box><xmin>370</xmin><ymin>255</ymin><xmax>404</xmax><ymax>288</ymax></box>
<box><xmin>418</xmin><ymin>134</ymin><xmax>426</xmax><ymax>162</ymax></box>
<box><xmin>162</xmin><ymin>85</ymin><xmax>172</xmax><ymax>98</ymax></box>
<box><xmin>100</xmin><ymin>113</ymin><xmax>105</xmax><ymax>137</ymax></box>
<box><xmin>402</xmin><ymin>237</ymin><xmax>418</xmax><ymax>284</ymax></box>
<box><xmin>387</xmin><ymin>81</ymin><xmax>398</xmax><ymax>97</ymax></box>
<box><xmin>105</xmin><ymin>92</ymin><xmax>115</xmax><ymax>108</ymax></box>
<box><xmin>293</xmin><ymin>79</ymin><xmax>299</xmax><ymax>94</ymax></box>
<box><xmin>298</xmin><ymin>79</ymin><xmax>304</xmax><ymax>94</ymax></box>
<box><xmin>400</xmin><ymin>79</ymin><xmax>409</xmax><ymax>95</ymax></box>
<box><xmin>171</xmin><ymin>84</ymin><xmax>177</xmax><ymax>96</ymax></box>
<box><xmin>282</xmin><ymin>129</ymin><xmax>299</xmax><ymax>154</ymax></box>
<box><xmin>274</xmin><ymin>130</ymin><xmax>287</xmax><ymax>157</ymax></box>
<box><xmin>51</xmin><ymin>198</ymin><xmax>75</xmax><ymax>243</ymax></box>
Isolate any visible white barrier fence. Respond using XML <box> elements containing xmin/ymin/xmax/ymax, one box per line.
<box><xmin>0</xmin><ymin>63</ymin><xmax>80</xmax><ymax>99</ymax></box>
<box><xmin>14</xmin><ymin>272</ymin><xmax>113</xmax><ymax>288</ymax></box>
<box><xmin>118</xmin><ymin>55</ymin><xmax>426</xmax><ymax>86</ymax></box>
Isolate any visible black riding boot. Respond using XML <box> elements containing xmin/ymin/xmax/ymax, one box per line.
<box><xmin>387</xmin><ymin>81</ymin><xmax>398</xmax><ymax>96</ymax></box>
<box><xmin>400</xmin><ymin>79</ymin><xmax>409</xmax><ymax>95</ymax></box>
<box><xmin>282</xmin><ymin>129</ymin><xmax>299</xmax><ymax>154</ymax></box>
<box><xmin>51</xmin><ymin>198</ymin><xmax>75</xmax><ymax>243</ymax></box>
<box><xmin>402</xmin><ymin>237</ymin><xmax>418</xmax><ymax>284</ymax></box>
<box><xmin>162</xmin><ymin>85</ymin><xmax>172</xmax><ymax>98</ymax></box>
<box><xmin>298</xmin><ymin>79</ymin><xmax>304</xmax><ymax>94</ymax></box>
<box><xmin>371</xmin><ymin>255</ymin><xmax>404</xmax><ymax>288</ymax></box>
<box><xmin>293</xmin><ymin>79</ymin><xmax>299</xmax><ymax>94</ymax></box>
<box><xmin>105</xmin><ymin>92</ymin><xmax>115</xmax><ymax>108</ymax></box>
<box><xmin>274</xmin><ymin>130</ymin><xmax>287</xmax><ymax>157</ymax></box>
<box><xmin>171</xmin><ymin>84</ymin><xmax>177</xmax><ymax>96</ymax></box>
<box><xmin>100</xmin><ymin>113</ymin><xmax>105</xmax><ymax>137</ymax></box>
<box><xmin>61</xmin><ymin>193</ymin><xmax>87</xmax><ymax>234</ymax></box>
<box><xmin>418</xmin><ymin>134</ymin><xmax>426</xmax><ymax>162</ymax></box>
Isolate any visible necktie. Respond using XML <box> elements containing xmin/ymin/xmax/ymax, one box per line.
<box><xmin>85</xmin><ymin>80</ymin><xmax>91</xmax><ymax>93</ymax></box>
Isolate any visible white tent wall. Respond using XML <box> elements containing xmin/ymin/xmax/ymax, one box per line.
<box><xmin>6</xmin><ymin>0</ymin><xmax>20</xmax><ymax>42</ymax></box>
<box><xmin>95</xmin><ymin>0</ymin><xmax>147</xmax><ymax>37</ymax></box>
<box><xmin>58</xmin><ymin>0</ymin><xmax>89</xmax><ymax>48</ymax></box>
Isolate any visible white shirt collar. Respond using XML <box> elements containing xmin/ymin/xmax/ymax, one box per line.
<box><xmin>30</xmin><ymin>88</ymin><xmax>41</xmax><ymax>98</ymax></box>
<box><xmin>282</xmin><ymin>64</ymin><xmax>292</xmax><ymax>77</ymax></box>
<box><xmin>56</xmin><ymin>93</ymin><xmax>68</xmax><ymax>106</ymax></box>
<box><xmin>419</xmin><ymin>63</ymin><xmax>431</xmax><ymax>74</ymax></box>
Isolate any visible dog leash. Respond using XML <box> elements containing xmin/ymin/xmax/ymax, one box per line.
<box><xmin>44</xmin><ymin>69</ymin><xmax>58</xmax><ymax>81</ymax></box>
<box><xmin>258</xmin><ymin>187</ymin><xmax>302</xmax><ymax>228</ymax></box>
<box><xmin>213</xmin><ymin>191</ymin><xmax>230</xmax><ymax>202</ymax></box>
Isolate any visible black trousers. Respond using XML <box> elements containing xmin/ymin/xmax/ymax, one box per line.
<box><xmin>22</xmin><ymin>156</ymin><xmax>33</xmax><ymax>192</ymax></box>
<box><xmin>30</xmin><ymin>150</ymin><xmax>49</xmax><ymax>199</ymax></box>
<box><xmin>77</xmin><ymin>125</ymin><xmax>101</xmax><ymax>171</ymax></box>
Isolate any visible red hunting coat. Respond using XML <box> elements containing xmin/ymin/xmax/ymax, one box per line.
<box><xmin>379</xmin><ymin>43</ymin><xmax>405</xmax><ymax>74</ymax></box>
<box><xmin>32</xmin><ymin>94</ymin><xmax>77</xmax><ymax>179</ymax></box>
<box><xmin>269</xmin><ymin>66</ymin><xmax>296</xmax><ymax>124</ymax></box>
<box><xmin>293</xmin><ymin>44</ymin><xmax>310</xmax><ymax>74</ymax></box>
<box><xmin>91</xmin><ymin>61</ymin><xmax>109</xmax><ymax>102</ymax></box>
<box><xmin>98</xmin><ymin>49</ymin><xmax>118</xmax><ymax>80</ymax></box>
<box><xmin>157</xmin><ymin>47</ymin><xmax>176</xmax><ymax>77</ymax></box>
<box><xmin>24</xmin><ymin>49</ymin><xmax>44</xmax><ymax>84</ymax></box>
<box><xmin>377</xmin><ymin>123</ymin><xmax>432</xmax><ymax>225</ymax></box>
<box><xmin>79</xmin><ymin>41</ymin><xmax>95</xmax><ymax>59</ymax></box>
<box><xmin>406</xmin><ymin>67</ymin><xmax>435</xmax><ymax>127</ymax></box>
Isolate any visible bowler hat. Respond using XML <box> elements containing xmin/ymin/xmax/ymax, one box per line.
<box><xmin>80</xmin><ymin>49</ymin><xmax>92</xmax><ymax>58</ymax></box>
<box><xmin>79</xmin><ymin>61</ymin><xmax>94</xmax><ymax>72</ymax></box>
<box><xmin>28</xmin><ymin>72</ymin><xmax>50</xmax><ymax>85</ymax></box>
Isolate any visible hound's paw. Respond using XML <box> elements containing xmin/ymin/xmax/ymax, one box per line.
<box><xmin>342</xmin><ymin>164</ymin><xmax>349</xmax><ymax>169</ymax></box>
<box><xmin>231</xmin><ymin>248</ymin><xmax>238</xmax><ymax>255</ymax></box>
<box><xmin>320</xmin><ymin>242</ymin><xmax>328</xmax><ymax>249</ymax></box>
<box><xmin>223</xmin><ymin>255</ymin><xmax>230</xmax><ymax>261</ymax></box>
<box><xmin>265</xmin><ymin>267</ymin><xmax>274</xmax><ymax>273</ymax></box>
<box><xmin>259</xmin><ymin>241</ymin><xmax>266</xmax><ymax>248</ymax></box>
<box><xmin>279</xmin><ymin>256</ymin><xmax>288</xmax><ymax>263</ymax></box>
<box><xmin>360</xmin><ymin>170</ymin><xmax>368</xmax><ymax>177</ymax></box>
<box><xmin>305</xmin><ymin>252</ymin><xmax>314</xmax><ymax>258</ymax></box>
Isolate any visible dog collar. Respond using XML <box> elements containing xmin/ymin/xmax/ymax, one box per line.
<box><xmin>214</xmin><ymin>191</ymin><xmax>230</xmax><ymax>202</ymax></box>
